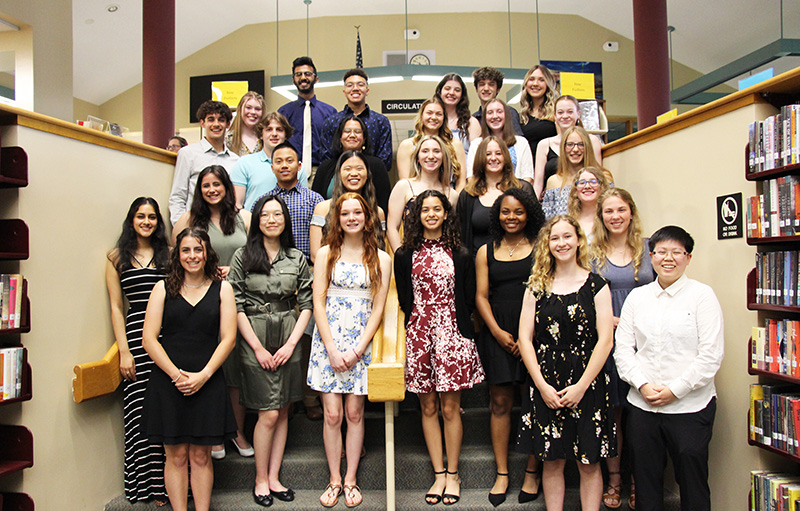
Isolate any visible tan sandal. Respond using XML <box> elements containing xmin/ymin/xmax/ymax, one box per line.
<box><xmin>320</xmin><ymin>483</ymin><xmax>342</xmax><ymax>508</ymax></box>
<box><xmin>628</xmin><ymin>483</ymin><xmax>636</xmax><ymax>510</ymax></box>
<box><xmin>344</xmin><ymin>484</ymin><xmax>363</xmax><ymax>508</ymax></box>
<box><xmin>603</xmin><ymin>483</ymin><xmax>622</xmax><ymax>509</ymax></box>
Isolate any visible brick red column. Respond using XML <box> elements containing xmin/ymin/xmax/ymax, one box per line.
<box><xmin>632</xmin><ymin>0</ymin><xmax>671</xmax><ymax>129</ymax></box>
<box><xmin>142</xmin><ymin>0</ymin><xmax>175</xmax><ymax>148</ymax></box>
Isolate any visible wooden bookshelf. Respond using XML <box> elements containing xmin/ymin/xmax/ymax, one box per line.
<box><xmin>0</xmin><ymin>221</ymin><xmax>28</xmax><ymax>260</ymax></box>
<box><xmin>745</xmin><ymin>268</ymin><xmax>800</xmax><ymax>312</ymax></box>
<box><xmin>748</xmin><ymin>437</ymin><xmax>800</xmax><ymax>464</ymax></box>
<box><xmin>0</xmin><ymin>426</ymin><xmax>32</xmax><ymax>477</ymax></box>
<box><xmin>0</xmin><ymin>280</ymin><xmax>31</xmax><ymax>335</ymax></box>
<box><xmin>0</xmin><ymin>492</ymin><xmax>34</xmax><ymax>511</ymax></box>
<box><xmin>746</xmin><ymin>160</ymin><xmax>800</xmax><ymax>182</ymax></box>
<box><xmin>0</xmin><ymin>147</ymin><xmax>27</xmax><ymax>188</ymax></box>
<box><xmin>747</xmin><ymin>235</ymin><xmax>800</xmax><ymax>246</ymax></box>
<box><xmin>0</xmin><ymin>349</ymin><xmax>32</xmax><ymax>406</ymax></box>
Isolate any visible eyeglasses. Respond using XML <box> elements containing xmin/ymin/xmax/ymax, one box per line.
<box><xmin>652</xmin><ymin>249</ymin><xmax>688</xmax><ymax>259</ymax></box>
<box><xmin>342</xmin><ymin>128</ymin><xmax>363</xmax><ymax>135</ymax></box>
<box><xmin>565</xmin><ymin>142</ymin><xmax>585</xmax><ymax>150</ymax></box>
<box><xmin>260</xmin><ymin>211</ymin><xmax>284</xmax><ymax>219</ymax></box>
<box><xmin>576</xmin><ymin>179</ymin><xmax>599</xmax><ymax>188</ymax></box>
<box><xmin>166</xmin><ymin>144</ymin><xmax>182</xmax><ymax>151</ymax></box>
<box><xmin>344</xmin><ymin>81</ymin><xmax>368</xmax><ymax>90</ymax></box>
<box><xmin>294</xmin><ymin>71</ymin><xmax>315</xmax><ymax>78</ymax></box>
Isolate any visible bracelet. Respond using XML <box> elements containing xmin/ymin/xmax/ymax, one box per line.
<box><xmin>352</xmin><ymin>349</ymin><xmax>360</xmax><ymax>361</ymax></box>
<box><xmin>171</xmin><ymin>370</ymin><xmax>183</xmax><ymax>383</ymax></box>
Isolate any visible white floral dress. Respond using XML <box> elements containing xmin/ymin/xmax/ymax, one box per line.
<box><xmin>307</xmin><ymin>261</ymin><xmax>373</xmax><ymax>395</ymax></box>
<box><xmin>516</xmin><ymin>272</ymin><xmax>616</xmax><ymax>463</ymax></box>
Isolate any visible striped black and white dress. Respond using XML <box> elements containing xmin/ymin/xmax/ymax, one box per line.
<box><xmin>119</xmin><ymin>264</ymin><xmax>166</xmax><ymax>502</ymax></box>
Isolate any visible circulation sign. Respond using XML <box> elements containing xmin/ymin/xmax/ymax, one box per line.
<box><xmin>716</xmin><ymin>192</ymin><xmax>742</xmax><ymax>239</ymax></box>
<box><xmin>382</xmin><ymin>100</ymin><xmax>425</xmax><ymax>114</ymax></box>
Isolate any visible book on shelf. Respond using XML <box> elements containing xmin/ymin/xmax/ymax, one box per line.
<box><xmin>747</xmin><ymin>177</ymin><xmax>800</xmax><ymax>238</ymax></box>
<box><xmin>753</xmin><ymin>252</ymin><xmax>800</xmax><ymax>306</ymax></box>
<box><xmin>751</xmin><ymin>470</ymin><xmax>800</xmax><ymax>511</ymax></box>
<box><xmin>0</xmin><ymin>346</ymin><xmax>23</xmax><ymax>400</ymax></box>
<box><xmin>748</xmin><ymin>105</ymin><xmax>800</xmax><ymax>174</ymax></box>
<box><xmin>751</xmin><ymin>320</ymin><xmax>800</xmax><ymax>375</ymax></box>
<box><xmin>750</xmin><ymin>383</ymin><xmax>800</xmax><ymax>453</ymax></box>
<box><xmin>0</xmin><ymin>273</ymin><xmax>25</xmax><ymax>329</ymax></box>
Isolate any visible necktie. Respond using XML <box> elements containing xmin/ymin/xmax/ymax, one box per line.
<box><xmin>303</xmin><ymin>100</ymin><xmax>312</xmax><ymax>169</ymax></box>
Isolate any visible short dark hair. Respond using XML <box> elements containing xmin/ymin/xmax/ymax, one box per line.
<box><xmin>343</xmin><ymin>68</ymin><xmax>368</xmax><ymax>84</ymax></box>
<box><xmin>196</xmin><ymin>100</ymin><xmax>232</xmax><ymax>123</ymax></box>
<box><xmin>272</xmin><ymin>141</ymin><xmax>299</xmax><ymax>159</ymax></box>
<box><xmin>649</xmin><ymin>225</ymin><xmax>695</xmax><ymax>254</ymax></box>
<box><xmin>169</xmin><ymin>136</ymin><xmax>188</xmax><ymax>148</ymax></box>
<box><xmin>472</xmin><ymin>67</ymin><xmax>504</xmax><ymax>90</ymax></box>
<box><xmin>292</xmin><ymin>56</ymin><xmax>317</xmax><ymax>74</ymax></box>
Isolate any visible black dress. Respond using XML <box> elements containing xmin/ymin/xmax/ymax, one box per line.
<box><xmin>543</xmin><ymin>147</ymin><xmax>559</xmax><ymax>186</ymax></box>
<box><xmin>476</xmin><ymin>244</ymin><xmax>531</xmax><ymax>385</ymax></box>
<box><xmin>521</xmin><ymin>117</ymin><xmax>556</xmax><ymax>160</ymax></box>
<box><xmin>119</xmin><ymin>266</ymin><xmax>166</xmax><ymax>502</ymax></box>
<box><xmin>144</xmin><ymin>281</ymin><xmax>237</xmax><ymax>445</ymax></box>
<box><xmin>516</xmin><ymin>273</ymin><xmax>616</xmax><ymax>463</ymax></box>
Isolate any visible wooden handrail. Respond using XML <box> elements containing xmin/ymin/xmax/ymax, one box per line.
<box><xmin>72</xmin><ymin>343</ymin><xmax>121</xmax><ymax>403</ymax></box>
<box><xmin>367</xmin><ymin>274</ymin><xmax>406</xmax><ymax>402</ymax></box>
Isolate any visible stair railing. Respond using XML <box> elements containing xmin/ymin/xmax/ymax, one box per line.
<box><xmin>72</xmin><ymin>343</ymin><xmax>121</xmax><ymax>403</ymax></box>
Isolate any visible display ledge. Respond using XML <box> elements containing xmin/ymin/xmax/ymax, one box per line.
<box><xmin>746</xmin><ymin>160</ymin><xmax>800</xmax><ymax>181</ymax></box>
<box><xmin>748</xmin><ymin>366</ymin><xmax>800</xmax><ymax>385</ymax></box>
<box><xmin>746</xmin><ymin>235</ymin><xmax>800</xmax><ymax>245</ymax></box>
<box><xmin>748</xmin><ymin>436</ymin><xmax>800</xmax><ymax>464</ymax></box>
<box><xmin>0</xmin><ymin>425</ymin><xmax>32</xmax><ymax>477</ymax></box>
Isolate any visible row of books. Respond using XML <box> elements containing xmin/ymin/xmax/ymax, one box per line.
<box><xmin>0</xmin><ymin>347</ymin><xmax>24</xmax><ymax>400</ymax></box>
<box><xmin>750</xmin><ymin>383</ymin><xmax>800</xmax><ymax>455</ymax></box>
<box><xmin>752</xmin><ymin>322</ymin><xmax>800</xmax><ymax>376</ymax></box>
<box><xmin>751</xmin><ymin>470</ymin><xmax>800</xmax><ymax>511</ymax></box>
<box><xmin>0</xmin><ymin>274</ymin><xmax>25</xmax><ymax>329</ymax></box>
<box><xmin>753</xmin><ymin>251</ymin><xmax>800</xmax><ymax>306</ymax></box>
<box><xmin>748</xmin><ymin>104</ymin><xmax>800</xmax><ymax>174</ymax></box>
<box><xmin>747</xmin><ymin>177</ymin><xmax>800</xmax><ymax>239</ymax></box>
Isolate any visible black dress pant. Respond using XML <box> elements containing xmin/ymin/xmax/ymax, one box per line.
<box><xmin>627</xmin><ymin>398</ymin><xmax>716</xmax><ymax>511</ymax></box>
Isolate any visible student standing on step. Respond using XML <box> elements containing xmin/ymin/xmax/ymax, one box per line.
<box><xmin>516</xmin><ymin>215</ymin><xmax>616</xmax><ymax>511</ymax></box>
<box><xmin>395</xmin><ymin>190</ymin><xmax>485</xmax><ymax>506</ymax></box>
<box><xmin>227</xmin><ymin>195</ymin><xmax>313</xmax><ymax>507</ymax></box>
<box><xmin>308</xmin><ymin>193</ymin><xmax>391</xmax><ymax>508</ymax></box>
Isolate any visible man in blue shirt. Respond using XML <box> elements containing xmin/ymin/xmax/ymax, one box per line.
<box><xmin>278</xmin><ymin>56</ymin><xmax>336</xmax><ymax>182</ymax></box>
<box><xmin>320</xmin><ymin>68</ymin><xmax>393</xmax><ymax>173</ymax></box>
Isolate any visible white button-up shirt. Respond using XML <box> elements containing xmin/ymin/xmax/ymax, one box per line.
<box><xmin>614</xmin><ymin>274</ymin><xmax>724</xmax><ymax>414</ymax></box>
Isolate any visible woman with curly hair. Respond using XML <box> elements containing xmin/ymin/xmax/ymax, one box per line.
<box><xmin>309</xmin><ymin>150</ymin><xmax>385</xmax><ymax>262</ymax></box>
<box><xmin>226</xmin><ymin>91</ymin><xmax>266</xmax><ymax>156</ymax></box>
<box><xmin>396</xmin><ymin>97</ymin><xmax>467</xmax><ymax>191</ymax></box>
<box><xmin>516</xmin><ymin>215</ymin><xmax>615</xmax><ymax>511</ymax></box>
<box><xmin>435</xmin><ymin>73</ymin><xmax>481</xmax><ymax>153</ymax></box>
<box><xmin>386</xmin><ymin>135</ymin><xmax>459</xmax><ymax>251</ymax></box>
<box><xmin>395</xmin><ymin>189</ymin><xmax>485</xmax><ymax>505</ymax></box>
<box><xmin>142</xmin><ymin>227</ymin><xmax>238</xmax><ymax>511</ymax></box>
<box><xmin>457</xmin><ymin>136</ymin><xmax>536</xmax><ymax>256</ymax></box>
<box><xmin>173</xmin><ymin>165</ymin><xmax>252</xmax><ymax>459</ymax></box>
<box><xmin>567</xmin><ymin>167</ymin><xmax>610</xmax><ymax>243</ymax></box>
<box><xmin>106</xmin><ymin>197</ymin><xmax>171</xmax><ymax>505</ymax></box>
<box><xmin>474</xmin><ymin>188</ymin><xmax>545</xmax><ymax>506</ymax></box>
<box><xmin>308</xmin><ymin>193</ymin><xmax>392</xmax><ymax>508</ymax></box>
<box><xmin>519</xmin><ymin>65</ymin><xmax>558</xmax><ymax>161</ymax></box>
<box><xmin>590</xmin><ymin>188</ymin><xmax>654</xmax><ymax>510</ymax></box>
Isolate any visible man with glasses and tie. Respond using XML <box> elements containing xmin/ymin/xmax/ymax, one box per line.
<box><xmin>614</xmin><ymin>225</ymin><xmax>724</xmax><ymax>511</ymax></box>
<box><xmin>278</xmin><ymin>57</ymin><xmax>336</xmax><ymax>187</ymax></box>
<box><xmin>320</xmin><ymin>68</ymin><xmax>393</xmax><ymax>174</ymax></box>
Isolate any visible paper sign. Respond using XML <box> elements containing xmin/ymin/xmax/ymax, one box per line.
<box><xmin>559</xmin><ymin>72</ymin><xmax>595</xmax><ymax>99</ymax></box>
<box><xmin>211</xmin><ymin>81</ymin><xmax>249</xmax><ymax>108</ymax></box>
<box><xmin>656</xmin><ymin>109</ymin><xmax>678</xmax><ymax>124</ymax></box>
<box><xmin>739</xmin><ymin>68</ymin><xmax>774</xmax><ymax>90</ymax></box>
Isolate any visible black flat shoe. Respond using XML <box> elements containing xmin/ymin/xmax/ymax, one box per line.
<box><xmin>271</xmin><ymin>488</ymin><xmax>295</xmax><ymax>502</ymax></box>
<box><xmin>488</xmin><ymin>472</ymin><xmax>509</xmax><ymax>507</ymax></box>
<box><xmin>518</xmin><ymin>469</ymin><xmax>542</xmax><ymax>503</ymax></box>
<box><xmin>254</xmin><ymin>490</ymin><xmax>273</xmax><ymax>507</ymax></box>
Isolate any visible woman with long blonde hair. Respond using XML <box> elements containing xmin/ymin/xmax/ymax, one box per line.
<box><xmin>517</xmin><ymin>214</ymin><xmax>615</xmax><ymax>511</ymax></box>
<box><xmin>519</xmin><ymin>64</ymin><xmax>558</xmax><ymax>163</ymax></box>
<box><xmin>590</xmin><ymin>188</ymin><xmax>654</xmax><ymax>510</ymax></box>
<box><xmin>226</xmin><ymin>91</ymin><xmax>266</xmax><ymax>156</ymax></box>
<box><xmin>307</xmin><ymin>193</ymin><xmax>392</xmax><ymax>508</ymax></box>
<box><xmin>567</xmin><ymin>166</ymin><xmax>610</xmax><ymax>243</ymax></box>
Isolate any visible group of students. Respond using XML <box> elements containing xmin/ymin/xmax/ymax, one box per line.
<box><xmin>107</xmin><ymin>60</ymin><xmax>725</xmax><ymax>511</ymax></box>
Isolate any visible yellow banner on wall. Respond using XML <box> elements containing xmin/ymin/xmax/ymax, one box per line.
<box><xmin>211</xmin><ymin>81</ymin><xmax>249</xmax><ymax>108</ymax></box>
<box><xmin>559</xmin><ymin>72</ymin><xmax>595</xmax><ymax>99</ymax></box>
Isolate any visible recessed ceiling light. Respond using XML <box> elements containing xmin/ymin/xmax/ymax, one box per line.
<box><xmin>107</xmin><ymin>5</ymin><xmax>119</xmax><ymax>13</ymax></box>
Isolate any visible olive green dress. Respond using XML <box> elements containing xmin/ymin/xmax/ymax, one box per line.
<box><xmin>227</xmin><ymin>246</ymin><xmax>313</xmax><ymax>410</ymax></box>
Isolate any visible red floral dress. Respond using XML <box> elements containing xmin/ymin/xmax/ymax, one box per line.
<box><xmin>405</xmin><ymin>238</ymin><xmax>484</xmax><ymax>393</ymax></box>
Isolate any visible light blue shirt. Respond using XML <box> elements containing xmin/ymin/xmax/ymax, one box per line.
<box><xmin>230</xmin><ymin>149</ymin><xmax>309</xmax><ymax>211</ymax></box>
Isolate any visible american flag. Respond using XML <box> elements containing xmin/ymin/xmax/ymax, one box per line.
<box><xmin>355</xmin><ymin>26</ymin><xmax>363</xmax><ymax>69</ymax></box>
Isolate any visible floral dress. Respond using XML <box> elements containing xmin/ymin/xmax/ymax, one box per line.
<box><xmin>517</xmin><ymin>272</ymin><xmax>616</xmax><ymax>463</ymax></box>
<box><xmin>307</xmin><ymin>261</ymin><xmax>373</xmax><ymax>395</ymax></box>
<box><xmin>405</xmin><ymin>238</ymin><xmax>484</xmax><ymax>393</ymax></box>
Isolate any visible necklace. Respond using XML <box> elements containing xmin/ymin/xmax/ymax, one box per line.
<box><xmin>503</xmin><ymin>237</ymin><xmax>526</xmax><ymax>256</ymax></box>
<box><xmin>183</xmin><ymin>279</ymin><xmax>208</xmax><ymax>289</ymax></box>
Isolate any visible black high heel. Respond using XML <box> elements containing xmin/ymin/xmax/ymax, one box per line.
<box><xmin>518</xmin><ymin>468</ymin><xmax>542</xmax><ymax>503</ymax></box>
<box><xmin>425</xmin><ymin>470</ymin><xmax>446</xmax><ymax>505</ymax></box>
<box><xmin>443</xmin><ymin>470</ymin><xmax>461</xmax><ymax>506</ymax></box>
<box><xmin>488</xmin><ymin>472</ymin><xmax>509</xmax><ymax>507</ymax></box>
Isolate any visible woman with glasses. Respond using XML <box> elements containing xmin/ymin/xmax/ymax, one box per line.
<box><xmin>312</xmin><ymin>115</ymin><xmax>391</xmax><ymax>213</ymax></box>
<box><xmin>590</xmin><ymin>188</ymin><xmax>654</xmax><ymax>510</ymax></box>
<box><xmin>568</xmin><ymin>167</ymin><xmax>610</xmax><ymax>243</ymax></box>
<box><xmin>533</xmin><ymin>95</ymin><xmax>604</xmax><ymax>199</ymax></box>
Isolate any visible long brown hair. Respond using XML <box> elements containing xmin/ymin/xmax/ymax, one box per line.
<box><xmin>327</xmin><ymin>151</ymin><xmax>384</xmax><ymax>248</ymax></box>
<box><xmin>556</xmin><ymin>126</ymin><xmax>601</xmax><ymax>189</ymax></box>
<box><xmin>322</xmin><ymin>193</ymin><xmax>382</xmax><ymax>295</ymax></box>
<box><xmin>465</xmin><ymin>136</ymin><xmax>520</xmax><ymax>197</ymax></box>
<box><xmin>480</xmin><ymin>98</ymin><xmax>517</xmax><ymax>148</ymax></box>
<box><xmin>227</xmin><ymin>91</ymin><xmax>265</xmax><ymax>154</ymax></box>
<box><xmin>165</xmin><ymin>227</ymin><xmax>221</xmax><ymax>297</ymax></box>
<box><xmin>567</xmin><ymin>166</ymin><xmax>609</xmax><ymax>217</ymax></box>
<box><xmin>520</xmin><ymin>64</ymin><xmax>557</xmax><ymax>123</ymax></box>
<box><xmin>591</xmin><ymin>188</ymin><xmax>646</xmax><ymax>281</ymax></box>
<box><xmin>526</xmin><ymin>215</ymin><xmax>590</xmax><ymax>294</ymax></box>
